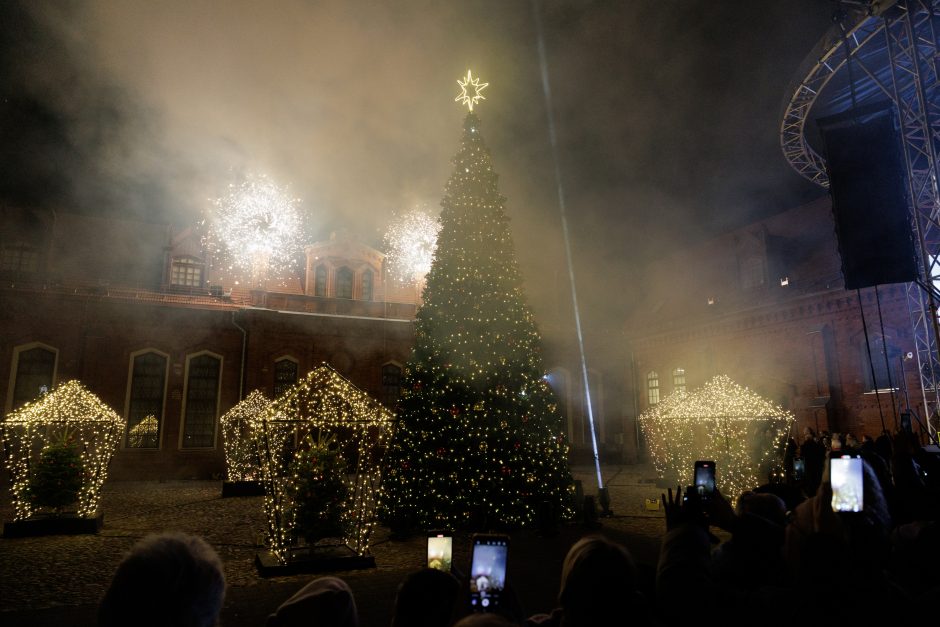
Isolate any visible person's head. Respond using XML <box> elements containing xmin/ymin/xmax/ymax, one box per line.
<box><xmin>736</xmin><ymin>491</ymin><xmax>787</xmax><ymax>527</ymax></box>
<box><xmin>558</xmin><ymin>536</ymin><xmax>639</xmax><ymax>626</ymax></box>
<box><xmin>452</xmin><ymin>615</ymin><xmax>516</xmax><ymax>627</ymax></box>
<box><xmin>391</xmin><ymin>569</ymin><xmax>460</xmax><ymax>627</ymax></box>
<box><xmin>98</xmin><ymin>533</ymin><xmax>225</xmax><ymax>627</ymax></box>
<box><xmin>267</xmin><ymin>577</ymin><xmax>358</xmax><ymax>627</ymax></box>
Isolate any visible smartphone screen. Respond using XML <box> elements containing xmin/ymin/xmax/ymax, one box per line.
<box><xmin>427</xmin><ymin>534</ymin><xmax>453</xmax><ymax>572</ymax></box>
<box><xmin>694</xmin><ymin>461</ymin><xmax>715</xmax><ymax>497</ymax></box>
<box><xmin>793</xmin><ymin>457</ymin><xmax>805</xmax><ymax>481</ymax></box>
<box><xmin>469</xmin><ymin>535</ymin><xmax>508</xmax><ymax>611</ymax></box>
<box><xmin>830</xmin><ymin>454</ymin><xmax>864</xmax><ymax>512</ymax></box>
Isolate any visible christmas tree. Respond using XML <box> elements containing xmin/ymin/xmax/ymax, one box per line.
<box><xmin>383</xmin><ymin>72</ymin><xmax>573</xmax><ymax>530</ymax></box>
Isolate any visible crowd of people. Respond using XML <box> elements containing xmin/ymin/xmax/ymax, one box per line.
<box><xmin>96</xmin><ymin>428</ymin><xmax>939</xmax><ymax>626</ymax></box>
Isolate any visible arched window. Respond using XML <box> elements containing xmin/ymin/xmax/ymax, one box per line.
<box><xmin>10</xmin><ymin>344</ymin><xmax>56</xmax><ymax>411</ymax></box>
<box><xmin>382</xmin><ymin>364</ymin><xmax>402</xmax><ymax>408</ymax></box>
<box><xmin>336</xmin><ymin>267</ymin><xmax>353</xmax><ymax>299</ymax></box>
<box><xmin>740</xmin><ymin>254</ymin><xmax>766</xmax><ymax>289</ymax></box>
<box><xmin>864</xmin><ymin>335</ymin><xmax>900</xmax><ymax>391</ymax></box>
<box><xmin>273</xmin><ymin>357</ymin><xmax>299</xmax><ymax>398</ymax></box>
<box><xmin>647</xmin><ymin>371</ymin><xmax>660</xmax><ymax>406</ymax></box>
<box><xmin>181</xmin><ymin>352</ymin><xmax>222</xmax><ymax>448</ymax></box>
<box><xmin>673</xmin><ymin>368</ymin><xmax>686</xmax><ymax>394</ymax></box>
<box><xmin>314</xmin><ymin>265</ymin><xmax>328</xmax><ymax>297</ymax></box>
<box><xmin>361</xmin><ymin>269</ymin><xmax>374</xmax><ymax>301</ymax></box>
<box><xmin>170</xmin><ymin>256</ymin><xmax>205</xmax><ymax>287</ymax></box>
<box><xmin>125</xmin><ymin>351</ymin><xmax>168</xmax><ymax>448</ymax></box>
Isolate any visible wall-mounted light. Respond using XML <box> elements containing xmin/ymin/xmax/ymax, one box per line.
<box><xmin>780</xmin><ymin>276</ymin><xmax>789</xmax><ymax>287</ymax></box>
<box><xmin>707</xmin><ymin>297</ymin><xmax>716</xmax><ymax>305</ymax></box>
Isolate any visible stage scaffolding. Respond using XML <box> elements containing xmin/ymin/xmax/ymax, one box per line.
<box><xmin>780</xmin><ymin>0</ymin><xmax>940</xmax><ymax>441</ymax></box>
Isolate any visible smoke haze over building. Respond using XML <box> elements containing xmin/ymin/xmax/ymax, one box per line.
<box><xmin>1</xmin><ymin>0</ymin><xmax>832</xmax><ymax>340</ymax></box>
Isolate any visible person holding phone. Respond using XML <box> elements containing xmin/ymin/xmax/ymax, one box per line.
<box><xmin>525</xmin><ymin>535</ymin><xmax>646</xmax><ymax>627</ymax></box>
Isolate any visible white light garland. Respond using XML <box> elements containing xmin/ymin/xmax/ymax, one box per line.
<box><xmin>220</xmin><ymin>390</ymin><xmax>271</xmax><ymax>482</ymax></box>
<box><xmin>1</xmin><ymin>380</ymin><xmax>125</xmax><ymax>521</ymax></box>
<box><xmin>257</xmin><ymin>364</ymin><xmax>395</xmax><ymax>564</ymax></box>
<box><xmin>638</xmin><ymin>374</ymin><xmax>794</xmax><ymax>503</ymax></box>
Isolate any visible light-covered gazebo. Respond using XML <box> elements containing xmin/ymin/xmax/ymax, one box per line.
<box><xmin>220</xmin><ymin>389</ymin><xmax>271</xmax><ymax>482</ymax></box>
<box><xmin>639</xmin><ymin>375</ymin><xmax>794</xmax><ymax>502</ymax></box>
<box><xmin>257</xmin><ymin>363</ymin><xmax>395</xmax><ymax>567</ymax></box>
<box><xmin>1</xmin><ymin>380</ymin><xmax>124</xmax><ymax>521</ymax></box>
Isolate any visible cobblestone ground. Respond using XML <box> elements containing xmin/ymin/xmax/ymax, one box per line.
<box><xmin>0</xmin><ymin>464</ymin><xmax>668</xmax><ymax>618</ymax></box>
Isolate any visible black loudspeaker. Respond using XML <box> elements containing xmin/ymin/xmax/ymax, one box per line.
<box><xmin>817</xmin><ymin>102</ymin><xmax>919</xmax><ymax>290</ymax></box>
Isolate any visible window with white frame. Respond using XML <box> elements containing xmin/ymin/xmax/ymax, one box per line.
<box><xmin>740</xmin><ymin>255</ymin><xmax>766</xmax><ymax>290</ymax></box>
<box><xmin>336</xmin><ymin>267</ymin><xmax>353</xmax><ymax>299</ymax></box>
<box><xmin>125</xmin><ymin>352</ymin><xmax>167</xmax><ymax>448</ymax></box>
<box><xmin>315</xmin><ymin>265</ymin><xmax>328</xmax><ymax>297</ymax></box>
<box><xmin>273</xmin><ymin>358</ymin><xmax>298</xmax><ymax>398</ymax></box>
<box><xmin>361</xmin><ymin>269</ymin><xmax>374</xmax><ymax>301</ymax></box>
<box><xmin>170</xmin><ymin>256</ymin><xmax>204</xmax><ymax>287</ymax></box>
<box><xmin>382</xmin><ymin>363</ymin><xmax>402</xmax><ymax>408</ymax></box>
<box><xmin>181</xmin><ymin>353</ymin><xmax>221</xmax><ymax>448</ymax></box>
<box><xmin>10</xmin><ymin>345</ymin><xmax>56</xmax><ymax>410</ymax></box>
<box><xmin>647</xmin><ymin>371</ymin><xmax>660</xmax><ymax>405</ymax></box>
<box><xmin>863</xmin><ymin>335</ymin><xmax>900</xmax><ymax>392</ymax></box>
<box><xmin>673</xmin><ymin>367</ymin><xmax>686</xmax><ymax>394</ymax></box>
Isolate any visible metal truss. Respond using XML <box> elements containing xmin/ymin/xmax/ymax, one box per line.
<box><xmin>780</xmin><ymin>0</ymin><xmax>940</xmax><ymax>440</ymax></box>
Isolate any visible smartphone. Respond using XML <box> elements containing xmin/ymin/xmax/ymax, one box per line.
<box><xmin>469</xmin><ymin>534</ymin><xmax>509</xmax><ymax>612</ymax></box>
<box><xmin>793</xmin><ymin>457</ymin><xmax>805</xmax><ymax>482</ymax></box>
<box><xmin>694</xmin><ymin>460</ymin><xmax>716</xmax><ymax>498</ymax></box>
<box><xmin>830</xmin><ymin>453</ymin><xmax>864</xmax><ymax>512</ymax></box>
<box><xmin>427</xmin><ymin>532</ymin><xmax>453</xmax><ymax>572</ymax></box>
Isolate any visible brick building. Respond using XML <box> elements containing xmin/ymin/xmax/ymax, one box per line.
<box><xmin>624</xmin><ymin>197</ymin><xmax>928</xmax><ymax>453</ymax></box>
<box><xmin>1</xmin><ymin>206</ymin><xmax>619</xmax><ymax>478</ymax></box>
<box><xmin>0</xmin><ymin>207</ymin><xmax>417</xmax><ymax>479</ymax></box>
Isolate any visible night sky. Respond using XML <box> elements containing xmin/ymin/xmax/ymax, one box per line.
<box><xmin>1</xmin><ymin>0</ymin><xmax>833</xmax><ymax>335</ymax></box>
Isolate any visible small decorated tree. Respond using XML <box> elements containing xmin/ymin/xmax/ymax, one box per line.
<box><xmin>28</xmin><ymin>437</ymin><xmax>84</xmax><ymax>514</ymax></box>
<box><xmin>2</xmin><ymin>380</ymin><xmax>124</xmax><ymax>521</ymax></box>
<box><xmin>288</xmin><ymin>433</ymin><xmax>350</xmax><ymax>543</ymax></box>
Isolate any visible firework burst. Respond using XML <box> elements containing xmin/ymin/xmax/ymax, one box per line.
<box><xmin>383</xmin><ymin>207</ymin><xmax>441</xmax><ymax>283</ymax></box>
<box><xmin>203</xmin><ymin>174</ymin><xmax>306</xmax><ymax>285</ymax></box>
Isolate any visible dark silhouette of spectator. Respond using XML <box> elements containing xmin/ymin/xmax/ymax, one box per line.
<box><xmin>783</xmin><ymin>456</ymin><xmax>901</xmax><ymax>622</ymax></box>
<box><xmin>267</xmin><ymin>576</ymin><xmax>358</xmax><ymax>627</ymax></box>
<box><xmin>390</xmin><ymin>568</ymin><xmax>460</xmax><ymax>627</ymax></box>
<box><xmin>799</xmin><ymin>427</ymin><xmax>824</xmax><ymax>494</ymax></box>
<box><xmin>783</xmin><ymin>437</ymin><xmax>797</xmax><ymax>484</ymax></box>
<box><xmin>711</xmin><ymin>491</ymin><xmax>788</xmax><ymax>590</ymax></box>
<box><xmin>454</xmin><ymin>614</ymin><xmax>517</xmax><ymax>627</ymax></box>
<box><xmin>875</xmin><ymin>428</ymin><xmax>893</xmax><ymax>464</ymax></box>
<box><xmin>526</xmin><ymin>535</ymin><xmax>646</xmax><ymax>627</ymax></box>
<box><xmin>98</xmin><ymin>532</ymin><xmax>225</xmax><ymax>627</ymax></box>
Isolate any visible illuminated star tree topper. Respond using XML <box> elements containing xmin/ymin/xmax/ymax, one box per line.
<box><xmin>455</xmin><ymin>70</ymin><xmax>488</xmax><ymax>111</ymax></box>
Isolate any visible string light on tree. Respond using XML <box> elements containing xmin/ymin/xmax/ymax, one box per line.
<box><xmin>383</xmin><ymin>73</ymin><xmax>573</xmax><ymax>530</ymax></box>
<box><xmin>383</xmin><ymin>207</ymin><xmax>441</xmax><ymax>283</ymax></box>
<box><xmin>638</xmin><ymin>375</ymin><xmax>794</xmax><ymax>504</ymax></box>
<box><xmin>202</xmin><ymin>173</ymin><xmax>306</xmax><ymax>287</ymax></box>
<box><xmin>1</xmin><ymin>380</ymin><xmax>125</xmax><ymax>521</ymax></box>
<box><xmin>220</xmin><ymin>390</ymin><xmax>272</xmax><ymax>482</ymax></box>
